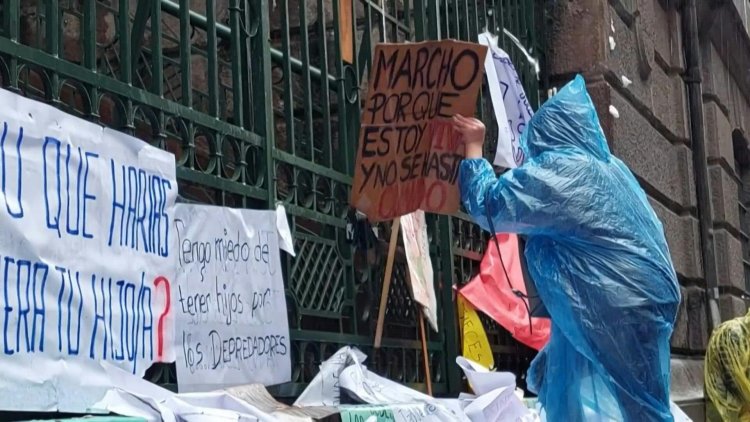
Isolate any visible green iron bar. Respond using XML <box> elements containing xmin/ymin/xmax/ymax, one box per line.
<box><xmin>228</xmin><ymin>0</ymin><xmax>245</xmax><ymax>128</ymax></box>
<box><xmin>5</xmin><ymin>0</ymin><xmax>19</xmax><ymax>90</ymax></box>
<box><xmin>83</xmin><ymin>0</ymin><xmax>99</xmax><ymax>118</ymax></box>
<box><xmin>83</xmin><ymin>0</ymin><xmax>97</xmax><ymax>70</ymax></box>
<box><xmin>297</xmin><ymin>0</ymin><xmax>315</xmax><ymax>164</ymax></box>
<box><xmin>5</xmin><ymin>0</ymin><xmax>20</xmax><ymax>42</ymax></box>
<box><xmin>316</xmin><ymin>0</ymin><xmax>333</xmax><ymax>167</ymax></box>
<box><xmin>119</xmin><ymin>0</ymin><xmax>132</xmax><ymax>84</ymax></box>
<box><xmin>151</xmin><ymin>0</ymin><xmax>164</xmax><ymax>95</ymax></box>
<box><xmin>45</xmin><ymin>0</ymin><xmax>61</xmax><ymax>103</ymax></box>
<box><xmin>178</xmin><ymin>0</ymin><xmax>192</xmax><ymax>107</ymax></box>
<box><xmin>279</xmin><ymin>0</ymin><xmax>297</xmax><ymax>156</ymax></box>
<box><xmin>130</xmin><ymin>0</ymin><xmax>151</xmax><ymax>83</ymax></box>
<box><xmin>206</xmin><ymin>0</ymin><xmax>219</xmax><ymax>117</ymax></box>
<box><xmin>159</xmin><ymin>0</ymin><xmax>338</xmax><ymax>86</ymax></box>
<box><xmin>329</xmin><ymin>0</ymin><xmax>353</xmax><ymax>173</ymax></box>
<box><xmin>0</xmin><ymin>37</ymin><xmax>264</xmax><ymax>146</ymax></box>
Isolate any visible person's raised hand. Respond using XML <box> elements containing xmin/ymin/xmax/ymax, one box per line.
<box><xmin>452</xmin><ymin>115</ymin><xmax>485</xmax><ymax>159</ymax></box>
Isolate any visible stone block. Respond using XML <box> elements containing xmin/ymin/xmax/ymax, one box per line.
<box><xmin>605</xmin><ymin>7</ymin><xmax>686</xmax><ymax>141</ymax></box>
<box><xmin>704</xmin><ymin>100</ymin><xmax>736</xmax><ymax>166</ymax></box>
<box><xmin>650</xmin><ymin>64</ymin><xmax>688</xmax><ymax>141</ymax></box>
<box><xmin>670</xmin><ymin>285</ymin><xmax>689</xmax><ymax>349</ymax></box>
<box><xmin>710</xmin><ymin>165</ymin><xmax>741</xmax><ymax>231</ymax></box>
<box><xmin>686</xmin><ymin>286</ymin><xmax>708</xmax><ymax>351</ymax></box>
<box><xmin>546</xmin><ymin>0</ymin><xmax>609</xmax><ymax>76</ymax></box>
<box><xmin>740</xmin><ymin>97</ymin><xmax>750</xmax><ymax>137</ymax></box>
<box><xmin>702</xmin><ymin>43</ymin><xmax>733</xmax><ymax>112</ymax></box>
<box><xmin>650</xmin><ymin>198</ymin><xmax>702</xmax><ymax>280</ymax></box>
<box><xmin>635</xmin><ymin>0</ymin><xmax>656</xmax><ymax>68</ymax></box>
<box><xmin>609</xmin><ymin>90</ymin><xmax>695</xmax><ymax>208</ymax></box>
<box><xmin>606</xmin><ymin>9</ymin><xmax>652</xmax><ymax>110</ymax></box>
<box><xmin>670</xmin><ymin>358</ymin><xmax>705</xmax><ymax>403</ymax></box>
<box><xmin>719</xmin><ymin>294</ymin><xmax>747</xmax><ymax>321</ymax></box>
<box><xmin>728</xmin><ymin>77</ymin><xmax>750</xmax><ymax>134</ymax></box>
<box><xmin>714</xmin><ymin>229</ymin><xmax>745</xmax><ymax>290</ymax></box>
<box><xmin>651</xmin><ymin>0</ymin><xmax>684</xmax><ymax>73</ymax></box>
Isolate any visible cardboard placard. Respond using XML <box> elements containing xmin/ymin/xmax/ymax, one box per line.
<box><xmin>351</xmin><ymin>41</ymin><xmax>488</xmax><ymax>222</ymax></box>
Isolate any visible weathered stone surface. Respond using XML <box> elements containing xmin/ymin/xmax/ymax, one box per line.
<box><xmin>650</xmin><ymin>63</ymin><xmax>688</xmax><ymax>140</ymax></box>
<box><xmin>710</xmin><ymin>165</ymin><xmax>741</xmax><ymax>232</ymax></box>
<box><xmin>714</xmin><ymin>229</ymin><xmax>745</xmax><ymax>290</ymax></box>
<box><xmin>606</xmin><ymin>6</ymin><xmax>687</xmax><ymax>141</ymax></box>
<box><xmin>702</xmin><ymin>42</ymin><xmax>733</xmax><ymax>114</ymax></box>
<box><xmin>608</xmin><ymin>90</ymin><xmax>695</xmax><ymax>209</ymax></box>
<box><xmin>670</xmin><ymin>285</ymin><xmax>689</xmax><ymax>349</ymax></box>
<box><xmin>727</xmin><ymin>74</ymin><xmax>750</xmax><ymax>137</ymax></box>
<box><xmin>670</xmin><ymin>358</ymin><xmax>704</xmax><ymax>403</ymax></box>
<box><xmin>607</xmin><ymin>9</ymin><xmax>651</xmax><ymax>109</ymax></box>
<box><xmin>649</xmin><ymin>198</ymin><xmax>702</xmax><ymax>280</ymax></box>
<box><xmin>686</xmin><ymin>286</ymin><xmax>708</xmax><ymax>351</ymax></box>
<box><xmin>704</xmin><ymin>100</ymin><xmax>736</xmax><ymax>166</ymax></box>
<box><xmin>719</xmin><ymin>294</ymin><xmax>747</xmax><ymax>321</ymax></box>
<box><xmin>651</xmin><ymin>0</ymin><xmax>684</xmax><ymax>73</ymax></box>
<box><xmin>546</xmin><ymin>0</ymin><xmax>609</xmax><ymax>76</ymax></box>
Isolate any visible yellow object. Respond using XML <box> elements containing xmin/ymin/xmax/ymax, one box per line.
<box><xmin>458</xmin><ymin>294</ymin><xmax>494</xmax><ymax>370</ymax></box>
<box><xmin>705</xmin><ymin>310</ymin><xmax>750</xmax><ymax>421</ymax></box>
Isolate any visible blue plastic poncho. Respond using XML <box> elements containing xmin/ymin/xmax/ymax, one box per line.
<box><xmin>459</xmin><ymin>75</ymin><xmax>681</xmax><ymax>421</ymax></box>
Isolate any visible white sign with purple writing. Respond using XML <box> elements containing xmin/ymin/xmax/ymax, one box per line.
<box><xmin>173</xmin><ymin>204</ymin><xmax>291</xmax><ymax>392</ymax></box>
<box><xmin>0</xmin><ymin>88</ymin><xmax>177</xmax><ymax>412</ymax></box>
<box><xmin>479</xmin><ymin>32</ymin><xmax>534</xmax><ymax>169</ymax></box>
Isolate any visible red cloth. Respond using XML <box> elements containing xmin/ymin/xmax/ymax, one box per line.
<box><xmin>460</xmin><ymin>233</ymin><xmax>550</xmax><ymax>351</ymax></box>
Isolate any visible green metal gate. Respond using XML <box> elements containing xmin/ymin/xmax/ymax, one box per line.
<box><xmin>0</xmin><ymin>0</ymin><xmax>543</xmax><ymax>398</ymax></box>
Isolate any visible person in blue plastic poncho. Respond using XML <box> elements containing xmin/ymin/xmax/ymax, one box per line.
<box><xmin>453</xmin><ymin>75</ymin><xmax>681</xmax><ymax>421</ymax></box>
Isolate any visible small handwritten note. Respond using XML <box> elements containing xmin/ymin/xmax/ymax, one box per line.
<box><xmin>173</xmin><ymin>204</ymin><xmax>291</xmax><ymax>392</ymax></box>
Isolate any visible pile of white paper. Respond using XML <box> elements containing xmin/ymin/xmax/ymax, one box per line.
<box><xmin>86</xmin><ymin>347</ymin><xmax>693</xmax><ymax>422</ymax></box>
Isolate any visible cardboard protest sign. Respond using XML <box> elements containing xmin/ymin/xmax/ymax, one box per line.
<box><xmin>351</xmin><ymin>40</ymin><xmax>488</xmax><ymax>222</ymax></box>
<box><xmin>0</xmin><ymin>88</ymin><xmax>177</xmax><ymax>412</ymax></box>
<box><xmin>173</xmin><ymin>204</ymin><xmax>291</xmax><ymax>392</ymax></box>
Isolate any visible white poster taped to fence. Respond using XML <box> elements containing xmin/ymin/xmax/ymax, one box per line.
<box><xmin>400</xmin><ymin>211</ymin><xmax>438</xmax><ymax>332</ymax></box>
<box><xmin>173</xmin><ymin>204</ymin><xmax>291</xmax><ymax>392</ymax></box>
<box><xmin>0</xmin><ymin>88</ymin><xmax>177</xmax><ymax>412</ymax></box>
<box><xmin>479</xmin><ymin>32</ymin><xmax>533</xmax><ymax>169</ymax></box>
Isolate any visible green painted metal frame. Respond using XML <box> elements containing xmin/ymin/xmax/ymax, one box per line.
<box><xmin>0</xmin><ymin>0</ymin><xmax>544</xmax><ymax>399</ymax></box>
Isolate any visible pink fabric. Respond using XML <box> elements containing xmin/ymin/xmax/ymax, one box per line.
<box><xmin>460</xmin><ymin>233</ymin><xmax>550</xmax><ymax>351</ymax></box>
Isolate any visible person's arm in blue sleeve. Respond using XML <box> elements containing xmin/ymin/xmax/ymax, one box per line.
<box><xmin>459</xmin><ymin>157</ymin><xmax>498</xmax><ymax>232</ymax></box>
<box><xmin>452</xmin><ymin>115</ymin><xmax>558</xmax><ymax>235</ymax></box>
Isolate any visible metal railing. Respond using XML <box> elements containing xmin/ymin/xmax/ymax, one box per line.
<box><xmin>0</xmin><ymin>0</ymin><xmax>544</xmax><ymax>397</ymax></box>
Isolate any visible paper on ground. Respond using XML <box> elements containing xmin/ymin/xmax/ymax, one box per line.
<box><xmin>92</xmin><ymin>362</ymin><xmax>332</xmax><ymax>422</ymax></box>
<box><xmin>456</xmin><ymin>357</ymin><xmax>516</xmax><ymax>397</ymax></box>
<box><xmin>401</xmin><ymin>210</ymin><xmax>439</xmax><ymax>331</ymax></box>
<box><xmin>294</xmin><ymin>346</ymin><xmax>367</xmax><ymax>407</ymax></box>
<box><xmin>463</xmin><ymin>387</ymin><xmax>532</xmax><ymax>422</ymax></box>
<box><xmin>339</xmin><ymin>364</ymin><xmax>469</xmax><ymax>422</ymax></box>
<box><xmin>226</xmin><ymin>384</ymin><xmax>338</xmax><ymax>422</ymax></box>
<box><xmin>93</xmin><ymin>363</ymin><xmax>266</xmax><ymax>421</ymax></box>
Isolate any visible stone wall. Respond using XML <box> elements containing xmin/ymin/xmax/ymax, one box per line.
<box><xmin>546</xmin><ymin>0</ymin><xmax>750</xmax><ymax>403</ymax></box>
